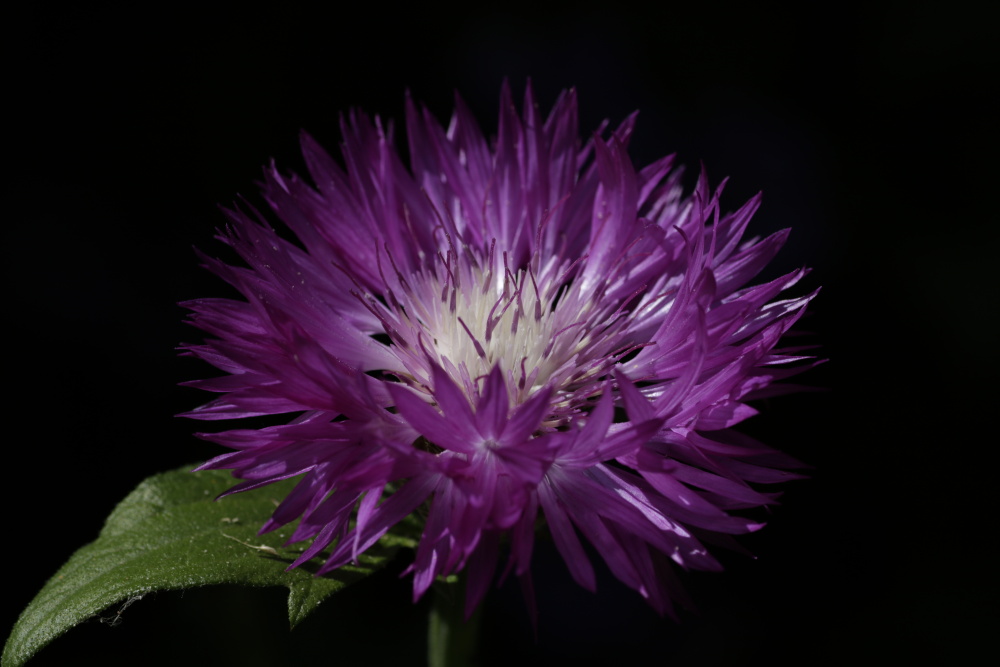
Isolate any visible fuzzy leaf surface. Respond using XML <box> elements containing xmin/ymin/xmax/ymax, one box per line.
<box><xmin>3</xmin><ymin>466</ymin><xmax>416</xmax><ymax>667</ymax></box>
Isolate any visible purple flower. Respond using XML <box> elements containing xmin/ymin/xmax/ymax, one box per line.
<box><xmin>182</xmin><ymin>82</ymin><xmax>816</xmax><ymax>617</ymax></box>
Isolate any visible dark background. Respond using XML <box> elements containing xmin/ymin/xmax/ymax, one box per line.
<box><xmin>5</xmin><ymin>2</ymin><xmax>996</xmax><ymax>665</ymax></box>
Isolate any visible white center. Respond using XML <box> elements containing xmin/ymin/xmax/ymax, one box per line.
<box><xmin>377</xmin><ymin>242</ymin><xmax>633</xmax><ymax>422</ymax></box>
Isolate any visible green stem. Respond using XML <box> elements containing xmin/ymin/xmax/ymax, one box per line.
<box><xmin>427</xmin><ymin>578</ymin><xmax>482</xmax><ymax>667</ymax></box>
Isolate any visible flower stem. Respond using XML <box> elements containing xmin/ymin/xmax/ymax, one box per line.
<box><xmin>427</xmin><ymin>578</ymin><xmax>481</xmax><ymax>667</ymax></box>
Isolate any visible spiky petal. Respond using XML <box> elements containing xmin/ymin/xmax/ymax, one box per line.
<box><xmin>182</xmin><ymin>82</ymin><xmax>816</xmax><ymax>617</ymax></box>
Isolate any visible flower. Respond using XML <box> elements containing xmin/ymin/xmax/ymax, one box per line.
<box><xmin>182</xmin><ymin>82</ymin><xmax>816</xmax><ymax>618</ymax></box>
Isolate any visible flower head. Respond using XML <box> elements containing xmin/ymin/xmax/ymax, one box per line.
<box><xmin>182</xmin><ymin>82</ymin><xmax>816</xmax><ymax>617</ymax></box>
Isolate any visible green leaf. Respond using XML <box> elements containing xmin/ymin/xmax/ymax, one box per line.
<box><xmin>2</xmin><ymin>466</ymin><xmax>417</xmax><ymax>667</ymax></box>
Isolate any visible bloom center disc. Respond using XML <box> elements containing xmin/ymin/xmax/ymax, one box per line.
<box><xmin>373</xmin><ymin>240</ymin><xmax>632</xmax><ymax>421</ymax></box>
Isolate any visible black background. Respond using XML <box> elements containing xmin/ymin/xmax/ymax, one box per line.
<box><xmin>5</xmin><ymin>2</ymin><xmax>996</xmax><ymax>665</ymax></box>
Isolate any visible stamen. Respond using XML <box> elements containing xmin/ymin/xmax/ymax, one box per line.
<box><xmin>551</xmin><ymin>253</ymin><xmax>588</xmax><ymax>300</ymax></box>
<box><xmin>608</xmin><ymin>284</ymin><xmax>647</xmax><ymax>323</ymax></box>
<box><xmin>445</xmin><ymin>229</ymin><xmax>460</xmax><ymax>291</ymax></box>
<box><xmin>486</xmin><ymin>287</ymin><xmax>520</xmax><ymax>343</ymax></box>
<box><xmin>383</xmin><ymin>242</ymin><xmax>412</xmax><ymax>295</ymax></box>
<box><xmin>527</xmin><ymin>263</ymin><xmax>543</xmax><ymax>322</ymax></box>
<box><xmin>350</xmin><ymin>290</ymin><xmax>402</xmax><ymax>344</ymax></box>
<box><xmin>610</xmin><ymin>235</ymin><xmax>645</xmax><ymax>273</ymax></box>
<box><xmin>458</xmin><ymin>317</ymin><xmax>488</xmax><ymax>360</ymax></box>
<box><xmin>483</xmin><ymin>239</ymin><xmax>496</xmax><ymax>295</ymax></box>
<box><xmin>484</xmin><ymin>292</ymin><xmax>506</xmax><ymax>343</ymax></box>
<box><xmin>543</xmin><ymin>321</ymin><xmax>586</xmax><ymax>356</ymax></box>
<box><xmin>400</xmin><ymin>203</ymin><xmax>425</xmax><ymax>262</ymax></box>
<box><xmin>532</xmin><ymin>194</ymin><xmax>570</xmax><ymax>271</ymax></box>
<box><xmin>502</xmin><ymin>251</ymin><xmax>511</xmax><ymax>298</ymax></box>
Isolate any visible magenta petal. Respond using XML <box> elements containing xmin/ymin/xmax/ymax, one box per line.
<box><xmin>476</xmin><ymin>365</ymin><xmax>510</xmax><ymax>440</ymax></box>
<box><xmin>428</xmin><ymin>362</ymin><xmax>477</xmax><ymax>427</ymax></box>
<box><xmin>567</xmin><ymin>386</ymin><xmax>615</xmax><ymax>456</ymax></box>
<box><xmin>389</xmin><ymin>383</ymin><xmax>478</xmax><ymax>454</ymax></box>
<box><xmin>498</xmin><ymin>384</ymin><xmax>553</xmax><ymax>446</ymax></box>
<box><xmin>538</xmin><ymin>480</ymin><xmax>597</xmax><ymax>592</ymax></box>
<box><xmin>324</xmin><ymin>475</ymin><xmax>438</xmax><ymax>571</ymax></box>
